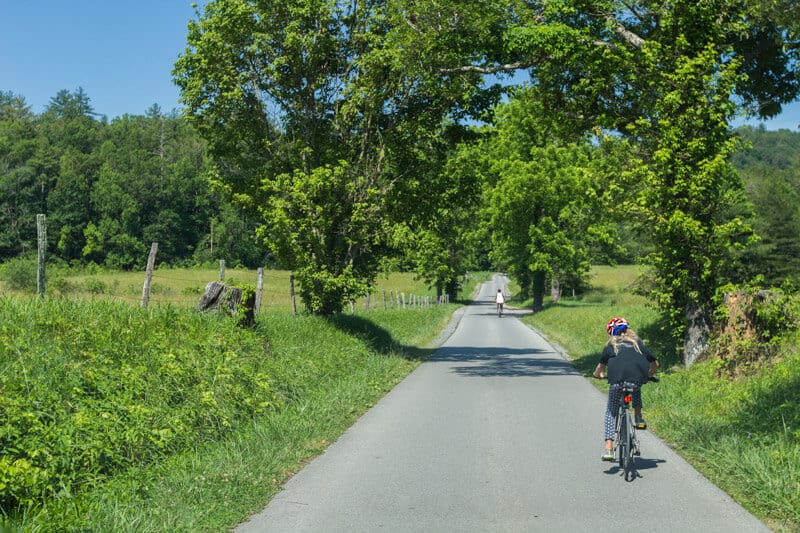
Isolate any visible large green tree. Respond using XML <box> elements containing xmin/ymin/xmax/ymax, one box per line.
<box><xmin>409</xmin><ymin>0</ymin><xmax>797</xmax><ymax>363</ymax></box>
<box><xmin>173</xmin><ymin>0</ymin><xmax>491</xmax><ymax>314</ymax></box>
<box><xmin>476</xmin><ymin>91</ymin><xmax>613</xmax><ymax>311</ymax></box>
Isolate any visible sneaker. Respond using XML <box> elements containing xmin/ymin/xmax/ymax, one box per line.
<box><xmin>602</xmin><ymin>448</ymin><xmax>614</xmax><ymax>461</ymax></box>
<box><xmin>635</xmin><ymin>416</ymin><xmax>647</xmax><ymax>430</ymax></box>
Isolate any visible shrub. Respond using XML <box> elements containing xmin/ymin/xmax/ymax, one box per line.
<box><xmin>0</xmin><ymin>255</ymin><xmax>38</xmax><ymax>292</ymax></box>
<box><xmin>713</xmin><ymin>283</ymin><xmax>800</xmax><ymax>375</ymax></box>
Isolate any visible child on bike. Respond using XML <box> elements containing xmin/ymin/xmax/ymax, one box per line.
<box><xmin>592</xmin><ymin>317</ymin><xmax>659</xmax><ymax>461</ymax></box>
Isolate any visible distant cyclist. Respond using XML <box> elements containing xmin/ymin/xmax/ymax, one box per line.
<box><xmin>592</xmin><ymin>317</ymin><xmax>659</xmax><ymax>461</ymax></box>
<box><xmin>495</xmin><ymin>289</ymin><xmax>506</xmax><ymax>317</ymax></box>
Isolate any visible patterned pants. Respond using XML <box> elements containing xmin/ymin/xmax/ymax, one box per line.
<box><xmin>604</xmin><ymin>383</ymin><xmax>642</xmax><ymax>441</ymax></box>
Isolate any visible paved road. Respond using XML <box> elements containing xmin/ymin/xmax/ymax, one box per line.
<box><xmin>236</xmin><ymin>276</ymin><xmax>769</xmax><ymax>532</ymax></box>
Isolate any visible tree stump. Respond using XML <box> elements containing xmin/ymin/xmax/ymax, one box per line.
<box><xmin>197</xmin><ymin>281</ymin><xmax>255</xmax><ymax>327</ymax></box>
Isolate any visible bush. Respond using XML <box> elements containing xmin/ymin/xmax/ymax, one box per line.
<box><xmin>0</xmin><ymin>255</ymin><xmax>38</xmax><ymax>292</ymax></box>
<box><xmin>713</xmin><ymin>283</ymin><xmax>800</xmax><ymax>375</ymax></box>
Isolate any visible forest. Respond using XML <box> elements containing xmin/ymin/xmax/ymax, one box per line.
<box><xmin>2</xmin><ymin>0</ymin><xmax>800</xmax><ymax>367</ymax></box>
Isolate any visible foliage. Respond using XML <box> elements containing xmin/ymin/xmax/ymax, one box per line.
<box><xmin>173</xmin><ymin>0</ymin><xmax>497</xmax><ymax>315</ymax></box>
<box><xmin>0</xmin><ymin>297</ymin><xmax>278</xmax><ymax>511</ymax></box>
<box><xmin>602</xmin><ymin>44</ymin><xmax>755</xmax><ymax>364</ymax></box>
<box><xmin>0</xmin><ymin>90</ymin><xmax>268</xmax><ymax>270</ymax></box>
<box><xmin>731</xmin><ymin>127</ymin><xmax>800</xmax><ymax>286</ymax></box>
<box><xmin>0</xmin><ymin>255</ymin><xmax>37</xmax><ymax>292</ymax></box>
<box><xmin>257</xmin><ymin>162</ymin><xmax>384</xmax><ymax>315</ymax></box>
<box><xmin>390</xmin><ymin>131</ymin><xmax>485</xmax><ymax>301</ymax></box>
<box><xmin>475</xmin><ymin>90</ymin><xmax>614</xmax><ymax>311</ymax></box>
<box><xmin>711</xmin><ymin>281</ymin><xmax>800</xmax><ymax>375</ymax></box>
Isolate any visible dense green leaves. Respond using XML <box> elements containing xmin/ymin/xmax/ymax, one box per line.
<box><xmin>0</xmin><ymin>89</ymin><xmax>268</xmax><ymax>270</ymax></box>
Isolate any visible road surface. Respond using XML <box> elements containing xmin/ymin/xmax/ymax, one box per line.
<box><xmin>236</xmin><ymin>275</ymin><xmax>769</xmax><ymax>532</ymax></box>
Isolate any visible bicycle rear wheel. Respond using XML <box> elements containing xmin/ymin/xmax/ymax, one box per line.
<box><xmin>617</xmin><ymin>417</ymin><xmax>628</xmax><ymax>469</ymax></box>
<box><xmin>623</xmin><ymin>415</ymin><xmax>636</xmax><ymax>480</ymax></box>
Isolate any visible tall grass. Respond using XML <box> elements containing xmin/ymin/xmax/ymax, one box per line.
<box><xmin>2</xmin><ymin>271</ymin><xmax>481</xmax><ymax>532</ymax></box>
<box><xmin>523</xmin><ymin>265</ymin><xmax>800</xmax><ymax>532</ymax></box>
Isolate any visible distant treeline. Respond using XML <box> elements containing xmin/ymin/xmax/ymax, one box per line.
<box><xmin>0</xmin><ymin>89</ymin><xmax>270</xmax><ymax>269</ymax></box>
<box><xmin>733</xmin><ymin>126</ymin><xmax>800</xmax><ymax>286</ymax></box>
<box><xmin>2</xmin><ymin>89</ymin><xmax>799</xmax><ymax>288</ymax></box>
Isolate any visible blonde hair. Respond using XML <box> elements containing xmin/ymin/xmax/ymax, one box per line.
<box><xmin>608</xmin><ymin>328</ymin><xmax>643</xmax><ymax>355</ymax></box>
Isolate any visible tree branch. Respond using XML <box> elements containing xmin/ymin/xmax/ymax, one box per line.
<box><xmin>606</xmin><ymin>15</ymin><xmax>645</xmax><ymax>48</ymax></box>
<box><xmin>439</xmin><ymin>61</ymin><xmax>537</xmax><ymax>75</ymax></box>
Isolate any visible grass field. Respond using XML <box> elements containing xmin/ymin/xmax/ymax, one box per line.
<box><xmin>1</xmin><ymin>267</ymin><xmax>442</xmax><ymax>313</ymax></box>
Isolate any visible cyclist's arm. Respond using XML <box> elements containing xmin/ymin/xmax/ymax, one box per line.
<box><xmin>592</xmin><ymin>363</ymin><xmax>606</xmax><ymax>379</ymax></box>
<box><xmin>648</xmin><ymin>360</ymin><xmax>659</xmax><ymax>379</ymax></box>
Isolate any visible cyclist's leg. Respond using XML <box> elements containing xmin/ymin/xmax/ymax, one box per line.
<box><xmin>632</xmin><ymin>388</ymin><xmax>647</xmax><ymax>429</ymax></box>
<box><xmin>602</xmin><ymin>387</ymin><xmax>620</xmax><ymax>460</ymax></box>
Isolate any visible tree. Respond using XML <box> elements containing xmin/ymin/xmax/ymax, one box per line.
<box><xmin>410</xmin><ymin>0</ymin><xmax>792</xmax><ymax>364</ymax></box>
<box><xmin>0</xmin><ymin>92</ymin><xmax>39</xmax><ymax>259</ymax></box>
<box><xmin>174</xmin><ymin>0</ymin><xmax>493</xmax><ymax>314</ymax></box>
<box><xmin>37</xmin><ymin>89</ymin><xmax>104</xmax><ymax>263</ymax></box>
<box><xmin>391</xmin><ymin>129</ymin><xmax>484</xmax><ymax>302</ymax></box>
<box><xmin>471</xmin><ymin>89</ymin><xmax>615</xmax><ymax>311</ymax></box>
<box><xmin>604</xmin><ymin>45</ymin><xmax>755</xmax><ymax>365</ymax></box>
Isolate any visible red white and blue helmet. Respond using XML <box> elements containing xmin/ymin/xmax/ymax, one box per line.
<box><xmin>606</xmin><ymin>317</ymin><xmax>629</xmax><ymax>336</ymax></box>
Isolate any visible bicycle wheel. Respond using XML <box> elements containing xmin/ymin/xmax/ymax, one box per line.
<box><xmin>623</xmin><ymin>415</ymin><xmax>637</xmax><ymax>480</ymax></box>
<box><xmin>617</xmin><ymin>415</ymin><xmax>628</xmax><ymax>469</ymax></box>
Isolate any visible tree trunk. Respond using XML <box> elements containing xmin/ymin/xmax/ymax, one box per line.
<box><xmin>532</xmin><ymin>270</ymin><xmax>546</xmax><ymax>312</ymax></box>
<box><xmin>197</xmin><ymin>281</ymin><xmax>255</xmax><ymax>327</ymax></box>
<box><xmin>683</xmin><ymin>304</ymin><xmax>711</xmax><ymax>367</ymax></box>
<box><xmin>550</xmin><ymin>277</ymin><xmax>561</xmax><ymax>303</ymax></box>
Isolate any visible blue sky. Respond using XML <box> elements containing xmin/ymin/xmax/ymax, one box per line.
<box><xmin>1</xmin><ymin>1</ymin><xmax>204</xmax><ymax>119</ymax></box>
<box><xmin>1</xmin><ymin>1</ymin><xmax>798</xmax><ymax>129</ymax></box>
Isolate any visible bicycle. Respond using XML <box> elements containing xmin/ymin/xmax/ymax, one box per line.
<box><xmin>613</xmin><ymin>381</ymin><xmax>640</xmax><ymax>481</ymax></box>
<box><xmin>612</xmin><ymin>376</ymin><xmax>658</xmax><ymax>481</ymax></box>
<box><xmin>496</xmin><ymin>302</ymin><xmax>504</xmax><ymax>317</ymax></box>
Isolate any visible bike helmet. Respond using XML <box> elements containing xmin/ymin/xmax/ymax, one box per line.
<box><xmin>606</xmin><ymin>317</ymin><xmax>629</xmax><ymax>336</ymax></box>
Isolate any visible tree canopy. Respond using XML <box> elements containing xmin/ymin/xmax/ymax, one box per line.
<box><xmin>2</xmin><ymin>0</ymin><xmax>799</xmax><ymax>364</ymax></box>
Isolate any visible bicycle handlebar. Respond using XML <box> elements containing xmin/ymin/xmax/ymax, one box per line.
<box><xmin>592</xmin><ymin>374</ymin><xmax>660</xmax><ymax>383</ymax></box>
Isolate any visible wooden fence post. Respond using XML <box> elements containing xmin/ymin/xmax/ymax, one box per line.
<box><xmin>382</xmin><ymin>289</ymin><xmax>387</xmax><ymax>310</ymax></box>
<box><xmin>255</xmin><ymin>267</ymin><xmax>264</xmax><ymax>314</ymax></box>
<box><xmin>36</xmin><ymin>214</ymin><xmax>46</xmax><ymax>297</ymax></box>
<box><xmin>219</xmin><ymin>259</ymin><xmax>225</xmax><ymax>281</ymax></box>
<box><xmin>365</xmin><ymin>292</ymin><xmax>371</xmax><ymax>312</ymax></box>
<box><xmin>141</xmin><ymin>242</ymin><xmax>158</xmax><ymax>308</ymax></box>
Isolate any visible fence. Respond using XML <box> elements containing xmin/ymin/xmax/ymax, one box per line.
<box><xmin>26</xmin><ymin>220</ymin><xmax>447</xmax><ymax>315</ymax></box>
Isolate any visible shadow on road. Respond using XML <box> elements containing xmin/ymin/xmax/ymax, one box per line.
<box><xmin>604</xmin><ymin>456</ymin><xmax>667</xmax><ymax>480</ymax></box>
<box><xmin>432</xmin><ymin>346</ymin><xmax>581</xmax><ymax>378</ymax></box>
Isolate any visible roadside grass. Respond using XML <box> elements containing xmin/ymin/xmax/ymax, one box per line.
<box><xmin>4</xmin><ymin>272</ymin><xmax>484</xmax><ymax>532</ymax></box>
<box><xmin>522</xmin><ymin>265</ymin><xmax>800</xmax><ymax>531</ymax></box>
